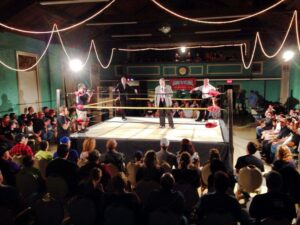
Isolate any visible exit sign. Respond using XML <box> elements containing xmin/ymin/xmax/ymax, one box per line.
<box><xmin>226</xmin><ymin>80</ymin><xmax>233</xmax><ymax>84</ymax></box>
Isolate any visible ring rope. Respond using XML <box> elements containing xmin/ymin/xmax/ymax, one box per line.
<box><xmin>128</xmin><ymin>97</ymin><xmax>205</xmax><ymax>101</ymax></box>
<box><xmin>84</xmin><ymin>105</ymin><xmax>224</xmax><ymax>111</ymax></box>
<box><xmin>87</xmin><ymin>99</ymin><xmax>116</xmax><ymax>106</ymax></box>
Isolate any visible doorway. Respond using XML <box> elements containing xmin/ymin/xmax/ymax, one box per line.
<box><xmin>17</xmin><ymin>51</ymin><xmax>40</xmax><ymax>114</ymax></box>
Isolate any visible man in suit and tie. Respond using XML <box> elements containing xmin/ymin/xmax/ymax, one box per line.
<box><xmin>114</xmin><ymin>76</ymin><xmax>137</xmax><ymax>120</ymax></box>
<box><xmin>155</xmin><ymin>78</ymin><xmax>174</xmax><ymax>129</ymax></box>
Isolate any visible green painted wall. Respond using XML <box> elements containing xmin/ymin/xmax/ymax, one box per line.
<box><xmin>0</xmin><ymin>31</ymin><xmax>60</xmax><ymax>115</ymax></box>
<box><xmin>290</xmin><ymin>58</ymin><xmax>300</xmax><ymax>101</ymax></box>
<box><xmin>0</xmin><ymin>31</ymin><xmax>92</xmax><ymax>116</ymax></box>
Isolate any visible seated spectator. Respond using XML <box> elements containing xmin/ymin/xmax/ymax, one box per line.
<box><xmin>126</xmin><ymin>151</ymin><xmax>144</xmax><ymax>187</ymax></box>
<box><xmin>35</xmin><ymin>141</ymin><xmax>53</xmax><ymax>161</ymax></box>
<box><xmin>0</xmin><ymin>143</ymin><xmax>21</xmax><ymax>185</ymax></box>
<box><xmin>261</xmin><ymin>118</ymin><xmax>291</xmax><ymax>163</ymax></box>
<box><xmin>272</xmin><ymin>145</ymin><xmax>296</xmax><ymax>171</ymax></box>
<box><xmin>172</xmin><ymin>101</ymin><xmax>182</xmax><ymax>118</ymax></box>
<box><xmin>156</xmin><ymin>138</ymin><xmax>177</xmax><ymax>169</ymax></box>
<box><xmin>256</xmin><ymin>111</ymin><xmax>273</xmax><ymax>140</ymax></box>
<box><xmin>21</xmin><ymin>155</ymin><xmax>42</xmax><ymax>179</ymax></box>
<box><xmin>195</xmin><ymin>171</ymin><xmax>250</xmax><ymax>225</ymax></box>
<box><xmin>41</xmin><ymin>117</ymin><xmax>54</xmax><ymax>142</ymax></box>
<box><xmin>101</xmin><ymin>139</ymin><xmax>125</xmax><ymax>172</ymax></box>
<box><xmin>24</xmin><ymin>120</ymin><xmax>35</xmax><ymax>138</ymax></box>
<box><xmin>146</xmin><ymin>173</ymin><xmax>185</xmax><ymax>220</ymax></box>
<box><xmin>136</xmin><ymin>150</ymin><xmax>164</xmax><ymax>183</ymax></box>
<box><xmin>181</xmin><ymin>101</ymin><xmax>194</xmax><ymax>118</ymax></box>
<box><xmin>178</xmin><ymin>138</ymin><xmax>196</xmax><ymax>156</ymax></box>
<box><xmin>32</xmin><ymin>111</ymin><xmax>45</xmax><ymax>141</ymax></box>
<box><xmin>10</xmin><ymin>133</ymin><xmax>33</xmax><ymax>157</ymax></box>
<box><xmin>279</xmin><ymin>166</ymin><xmax>300</xmax><ymax>204</ymax></box>
<box><xmin>104</xmin><ymin>173</ymin><xmax>141</xmax><ymax>225</ymax></box>
<box><xmin>145</xmin><ymin>101</ymin><xmax>156</xmax><ymax>118</ymax></box>
<box><xmin>249</xmin><ymin>171</ymin><xmax>296</xmax><ymax>223</ymax></box>
<box><xmin>46</xmin><ymin>144</ymin><xmax>79</xmax><ymax>194</ymax></box>
<box><xmin>269</xmin><ymin>120</ymin><xmax>299</xmax><ymax>162</ymax></box>
<box><xmin>208</xmin><ymin>148</ymin><xmax>221</xmax><ymax>162</ymax></box>
<box><xmin>0</xmin><ymin>114</ymin><xmax>11</xmax><ymax>136</ymax></box>
<box><xmin>78</xmin><ymin>168</ymin><xmax>105</xmax><ymax>225</ymax></box>
<box><xmin>79</xmin><ymin>150</ymin><xmax>110</xmax><ymax>189</ymax></box>
<box><xmin>80</xmin><ymin>137</ymin><xmax>96</xmax><ymax>161</ymax></box>
<box><xmin>172</xmin><ymin>152</ymin><xmax>200</xmax><ymax>188</ymax></box>
<box><xmin>0</xmin><ymin>169</ymin><xmax>26</xmax><ymax>214</ymax></box>
<box><xmin>235</xmin><ymin>142</ymin><xmax>264</xmax><ymax>173</ymax></box>
<box><xmin>53</xmin><ymin>136</ymin><xmax>79</xmax><ymax>163</ymax></box>
<box><xmin>26</xmin><ymin>106</ymin><xmax>35</xmax><ymax>121</ymax></box>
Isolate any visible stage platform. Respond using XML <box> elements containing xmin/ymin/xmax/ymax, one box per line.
<box><xmin>71</xmin><ymin>117</ymin><xmax>232</xmax><ymax>171</ymax></box>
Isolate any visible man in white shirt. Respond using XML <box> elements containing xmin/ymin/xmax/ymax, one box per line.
<box><xmin>190</xmin><ymin>78</ymin><xmax>216</xmax><ymax>122</ymax></box>
<box><xmin>155</xmin><ymin>78</ymin><xmax>174</xmax><ymax>128</ymax></box>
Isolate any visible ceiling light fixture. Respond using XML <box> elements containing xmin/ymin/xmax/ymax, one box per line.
<box><xmin>86</xmin><ymin>21</ymin><xmax>138</xmax><ymax>26</ymax></box>
<box><xmin>111</xmin><ymin>33</ymin><xmax>152</xmax><ymax>38</ymax></box>
<box><xmin>282</xmin><ymin>50</ymin><xmax>295</xmax><ymax>62</ymax></box>
<box><xmin>40</xmin><ymin>0</ymin><xmax>109</xmax><ymax>5</ymax></box>
<box><xmin>195</xmin><ymin>29</ymin><xmax>241</xmax><ymax>34</ymax></box>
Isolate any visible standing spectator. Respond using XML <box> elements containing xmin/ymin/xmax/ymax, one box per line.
<box><xmin>248</xmin><ymin>90</ymin><xmax>258</xmax><ymax>108</ymax></box>
<box><xmin>10</xmin><ymin>133</ymin><xmax>33</xmax><ymax>157</ymax></box>
<box><xmin>156</xmin><ymin>138</ymin><xmax>177</xmax><ymax>169</ymax></box>
<box><xmin>57</xmin><ymin>106</ymin><xmax>71</xmax><ymax>141</ymax></box>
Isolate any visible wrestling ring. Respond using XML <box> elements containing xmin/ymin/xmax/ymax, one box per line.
<box><xmin>57</xmin><ymin>88</ymin><xmax>234</xmax><ymax>171</ymax></box>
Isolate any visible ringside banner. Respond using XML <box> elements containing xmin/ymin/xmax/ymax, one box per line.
<box><xmin>169</xmin><ymin>78</ymin><xmax>196</xmax><ymax>90</ymax></box>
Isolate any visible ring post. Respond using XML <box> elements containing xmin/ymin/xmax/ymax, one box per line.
<box><xmin>56</xmin><ymin>89</ymin><xmax>61</xmax><ymax>114</ymax></box>
<box><xmin>227</xmin><ymin>89</ymin><xmax>234</xmax><ymax>167</ymax></box>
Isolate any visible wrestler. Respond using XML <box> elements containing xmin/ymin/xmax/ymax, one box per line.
<box><xmin>75</xmin><ymin>83</ymin><xmax>93</xmax><ymax>132</ymax></box>
<box><xmin>190</xmin><ymin>78</ymin><xmax>216</xmax><ymax>122</ymax></box>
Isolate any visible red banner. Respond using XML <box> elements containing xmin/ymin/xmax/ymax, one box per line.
<box><xmin>169</xmin><ymin>78</ymin><xmax>196</xmax><ymax>90</ymax></box>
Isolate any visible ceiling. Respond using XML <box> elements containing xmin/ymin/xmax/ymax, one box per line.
<box><xmin>0</xmin><ymin>0</ymin><xmax>299</xmax><ymax>53</ymax></box>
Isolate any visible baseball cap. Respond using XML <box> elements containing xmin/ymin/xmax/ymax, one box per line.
<box><xmin>59</xmin><ymin>136</ymin><xmax>71</xmax><ymax>144</ymax></box>
<box><xmin>160</xmin><ymin>138</ymin><xmax>170</xmax><ymax>146</ymax></box>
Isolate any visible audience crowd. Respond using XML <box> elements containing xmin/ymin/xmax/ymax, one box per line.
<box><xmin>0</xmin><ymin>104</ymin><xmax>300</xmax><ymax>225</ymax></box>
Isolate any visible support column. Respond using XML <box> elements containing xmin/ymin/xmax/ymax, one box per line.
<box><xmin>280</xmin><ymin>63</ymin><xmax>290</xmax><ymax>104</ymax></box>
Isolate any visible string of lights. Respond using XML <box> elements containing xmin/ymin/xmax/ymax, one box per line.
<box><xmin>151</xmin><ymin>0</ymin><xmax>285</xmax><ymax>24</ymax></box>
<box><xmin>92</xmin><ymin>41</ymin><xmax>116</xmax><ymax>69</ymax></box>
<box><xmin>0</xmin><ymin>25</ymin><xmax>56</xmax><ymax>72</ymax></box>
<box><xmin>118</xmin><ymin>43</ymin><xmax>246</xmax><ymax>52</ymax></box>
<box><xmin>0</xmin><ymin>0</ymin><xmax>116</xmax><ymax>34</ymax></box>
<box><xmin>0</xmin><ymin>9</ymin><xmax>299</xmax><ymax>71</ymax></box>
<box><xmin>257</xmin><ymin>10</ymin><xmax>297</xmax><ymax>58</ymax></box>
